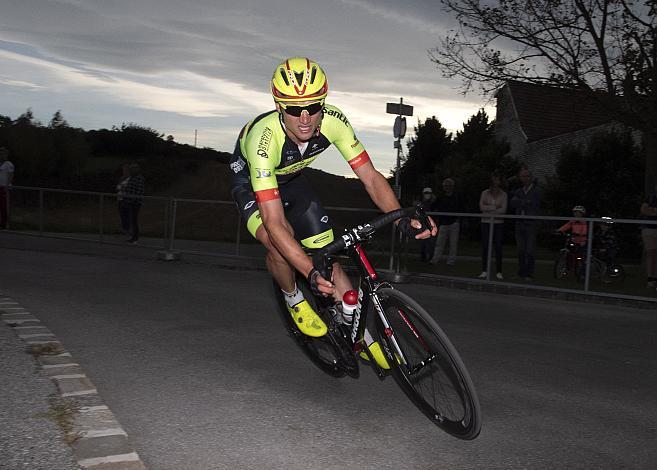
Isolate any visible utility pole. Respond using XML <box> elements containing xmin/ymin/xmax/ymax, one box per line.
<box><xmin>194</xmin><ymin>129</ymin><xmax>198</xmax><ymax>147</ymax></box>
<box><xmin>386</xmin><ymin>98</ymin><xmax>413</xmax><ymax>272</ymax></box>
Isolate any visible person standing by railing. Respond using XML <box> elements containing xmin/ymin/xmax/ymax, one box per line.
<box><xmin>0</xmin><ymin>147</ymin><xmax>15</xmax><ymax>230</ymax></box>
<box><xmin>509</xmin><ymin>166</ymin><xmax>541</xmax><ymax>281</ymax></box>
<box><xmin>640</xmin><ymin>182</ymin><xmax>657</xmax><ymax>289</ymax></box>
<box><xmin>123</xmin><ymin>163</ymin><xmax>144</xmax><ymax>244</ymax></box>
<box><xmin>430</xmin><ymin>178</ymin><xmax>464</xmax><ymax>267</ymax></box>
<box><xmin>478</xmin><ymin>172</ymin><xmax>507</xmax><ymax>280</ymax></box>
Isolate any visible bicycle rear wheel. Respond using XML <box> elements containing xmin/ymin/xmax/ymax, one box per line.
<box><xmin>272</xmin><ymin>278</ymin><xmax>354</xmax><ymax>378</ymax></box>
<box><xmin>373</xmin><ymin>288</ymin><xmax>481</xmax><ymax>440</ymax></box>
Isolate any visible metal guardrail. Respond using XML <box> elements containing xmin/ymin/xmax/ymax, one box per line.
<box><xmin>5</xmin><ymin>185</ymin><xmax>657</xmax><ymax>304</ymax></box>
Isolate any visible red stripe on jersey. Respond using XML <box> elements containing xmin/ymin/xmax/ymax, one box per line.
<box><xmin>348</xmin><ymin>151</ymin><xmax>371</xmax><ymax>170</ymax></box>
<box><xmin>255</xmin><ymin>188</ymin><xmax>280</xmax><ymax>203</ymax></box>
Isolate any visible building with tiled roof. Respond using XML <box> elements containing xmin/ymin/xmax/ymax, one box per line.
<box><xmin>494</xmin><ymin>81</ymin><xmax>635</xmax><ymax>180</ymax></box>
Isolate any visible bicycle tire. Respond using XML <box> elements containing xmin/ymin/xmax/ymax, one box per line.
<box><xmin>272</xmin><ymin>279</ymin><xmax>351</xmax><ymax>378</ymax></box>
<box><xmin>601</xmin><ymin>264</ymin><xmax>625</xmax><ymax>284</ymax></box>
<box><xmin>553</xmin><ymin>252</ymin><xmax>569</xmax><ymax>279</ymax></box>
<box><xmin>372</xmin><ymin>288</ymin><xmax>481</xmax><ymax>440</ymax></box>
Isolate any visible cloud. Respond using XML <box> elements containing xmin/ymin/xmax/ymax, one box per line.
<box><xmin>0</xmin><ymin>48</ymin><xmax>270</xmax><ymax>118</ymax></box>
<box><xmin>0</xmin><ymin>77</ymin><xmax>43</xmax><ymax>90</ymax></box>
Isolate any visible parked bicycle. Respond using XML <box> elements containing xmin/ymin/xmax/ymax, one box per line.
<box><xmin>553</xmin><ymin>232</ymin><xmax>625</xmax><ymax>284</ymax></box>
<box><xmin>273</xmin><ymin>206</ymin><xmax>481</xmax><ymax>440</ymax></box>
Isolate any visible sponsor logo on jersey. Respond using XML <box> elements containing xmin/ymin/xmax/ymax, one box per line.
<box><xmin>257</xmin><ymin>127</ymin><xmax>273</xmax><ymax>158</ymax></box>
<box><xmin>323</xmin><ymin>108</ymin><xmax>350</xmax><ymax>127</ymax></box>
<box><xmin>255</xmin><ymin>168</ymin><xmax>272</xmax><ymax>178</ymax></box>
<box><xmin>230</xmin><ymin>158</ymin><xmax>246</xmax><ymax>173</ymax></box>
<box><xmin>276</xmin><ymin>156</ymin><xmax>318</xmax><ymax>175</ymax></box>
<box><xmin>350</xmin><ymin>139</ymin><xmax>361</xmax><ymax>149</ymax></box>
<box><xmin>312</xmin><ymin>233</ymin><xmax>331</xmax><ymax>244</ymax></box>
<box><xmin>244</xmin><ymin>200</ymin><xmax>255</xmax><ymax>210</ymax></box>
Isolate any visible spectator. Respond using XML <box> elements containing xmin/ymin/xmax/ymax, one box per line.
<box><xmin>557</xmin><ymin>205</ymin><xmax>588</xmax><ymax>247</ymax></box>
<box><xmin>478</xmin><ymin>172</ymin><xmax>507</xmax><ymax>280</ymax></box>
<box><xmin>640</xmin><ymin>182</ymin><xmax>657</xmax><ymax>289</ymax></box>
<box><xmin>419</xmin><ymin>187</ymin><xmax>437</xmax><ymax>262</ymax></box>
<box><xmin>123</xmin><ymin>163</ymin><xmax>145</xmax><ymax>244</ymax></box>
<box><xmin>509</xmin><ymin>166</ymin><xmax>541</xmax><ymax>281</ymax></box>
<box><xmin>430</xmin><ymin>178</ymin><xmax>464</xmax><ymax>266</ymax></box>
<box><xmin>116</xmin><ymin>164</ymin><xmax>131</xmax><ymax>235</ymax></box>
<box><xmin>0</xmin><ymin>147</ymin><xmax>15</xmax><ymax>230</ymax></box>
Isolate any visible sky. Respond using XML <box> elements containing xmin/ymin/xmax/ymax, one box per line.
<box><xmin>0</xmin><ymin>0</ymin><xmax>495</xmax><ymax>177</ymax></box>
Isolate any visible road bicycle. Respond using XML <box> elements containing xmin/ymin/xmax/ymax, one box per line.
<box><xmin>553</xmin><ymin>233</ymin><xmax>625</xmax><ymax>284</ymax></box>
<box><xmin>273</xmin><ymin>206</ymin><xmax>481</xmax><ymax>440</ymax></box>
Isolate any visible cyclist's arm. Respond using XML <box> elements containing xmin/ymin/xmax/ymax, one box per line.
<box><xmin>258</xmin><ymin>199</ymin><xmax>335</xmax><ymax>295</ymax></box>
<box><xmin>353</xmin><ymin>160</ymin><xmax>437</xmax><ymax>238</ymax></box>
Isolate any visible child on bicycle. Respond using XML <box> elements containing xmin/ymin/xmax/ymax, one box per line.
<box><xmin>557</xmin><ymin>205</ymin><xmax>588</xmax><ymax>248</ymax></box>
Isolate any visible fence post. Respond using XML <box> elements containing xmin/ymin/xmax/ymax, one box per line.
<box><xmin>157</xmin><ymin>197</ymin><xmax>181</xmax><ymax>261</ymax></box>
<box><xmin>583</xmin><ymin>219</ymin><xmax>594</xmax><ymax>292</ymax></box>
<box><xmin>485</xmin><ymin>216</ymin><xmax>494</xmax><ymax>281</ymax></box>
<box><xmin>38</xmin><ymin>189</ymin><xmax>44</xmax><ymax>235</ymax></box>
<box><xmin>99</xmin><ymin>194</ymin><xmax>104</xmax><ymax>242</ymax></box>
<box><xmin>388</xmin><ymin>226</ymin><xmax>397</xmax><ymax>271</ymax></box>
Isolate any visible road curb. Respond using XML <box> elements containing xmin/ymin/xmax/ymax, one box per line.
<box><xmin>0</xmin><ymin>295</ymin><xmax>148</xmax><ymax>470</ymax></box>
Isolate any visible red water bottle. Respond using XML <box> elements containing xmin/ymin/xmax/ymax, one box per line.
<box><xmin>341</xmin><ymin>290</ymin><xmax>358</xmax><ymax>325</ymax></box>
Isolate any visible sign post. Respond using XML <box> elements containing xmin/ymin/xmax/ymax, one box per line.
<box><xmin>386</xmin><ymin>98</ymin><xmax>413</xmax><ymax>272</ymax></box>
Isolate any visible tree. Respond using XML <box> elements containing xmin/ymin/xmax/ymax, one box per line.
<box><xmin>431</xmin><ymin>0</ymin><xmax>657</xmax><ymax>194</ymax></box>
<box><xmin>544</xmin><ymin>129</ymin><xmax>644</xmax><ymax>218</ymax></box>
<box><xmin>398</xmin><ymin>116</ymin><xmax>452</xmax><ymax>203</ymax></box>
<box><xmin>49</xmin><ymin>110</ymin><xmax>69</xmax><ymax>128</ymax></box>
<box><xmin>439</xmin><ymin>110</ymin><xmax>514</xmax><ymax>211</ymax></box>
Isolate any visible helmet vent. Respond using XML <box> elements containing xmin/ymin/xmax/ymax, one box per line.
<box><xmin>279</xmin><ymin>69</ymin><xmax>289</xmax><ymax>86</ymax></box>
<box><xmin>310</xmin><ymin>66</ymin><xmax>317</xmax><ymax>84</ymax></box>
<box><xmin>294</xmin><ymin>71</ymin><xmax>304</xmax><ymax>86</ymax></box>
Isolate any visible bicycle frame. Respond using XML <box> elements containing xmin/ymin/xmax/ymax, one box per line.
<box><xmin>341</xmin><ymin>242</ymin><xmax>410</xmax><ymax>379</ymax></box>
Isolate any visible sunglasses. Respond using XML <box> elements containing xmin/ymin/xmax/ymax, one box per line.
<box><xmin>281</xmin><ymin>102</ymin><xmax>324</xmax><ymax>117</ymax></box>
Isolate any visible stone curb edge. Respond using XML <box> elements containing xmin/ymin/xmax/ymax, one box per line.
<box><xmin>0</xmin><ymin>295</ymin><xmax>148</xmax><ymax>470</ymax></box>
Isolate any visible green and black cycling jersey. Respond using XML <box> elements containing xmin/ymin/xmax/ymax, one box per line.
<box><xmin>229</xmin><ymin>104</ymin><xmax>370</xmax><ymax>203</ymax></box>
<box><xmin>229</xmin><ymin>104</ymin><xmax>372</xmax><ymax>245</ymax></box>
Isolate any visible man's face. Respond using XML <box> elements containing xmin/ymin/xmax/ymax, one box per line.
<box><xmin>442</xmin><ymin>180</ymin><xmax>454</xmax><ymax>194</ymax></box>
<box><xmin>519</xmin><ymin>169</ymin><xmax>532</xmax><ymax>187</ymax></box>
<box><xmin>422</xmin><ymin>191</ymin><xmax>433</xmax><ymax>201</ymax></box>
<box><xmin>278</xmin><ymin>101</ymin><xmax>324</xmax><ymax>144</ymax></box>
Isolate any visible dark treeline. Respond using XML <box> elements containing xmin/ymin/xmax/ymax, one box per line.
<box><xmin>0</xmin><ymin>109</ymin><xmax>231</xmax><ymax>193</ymax></box>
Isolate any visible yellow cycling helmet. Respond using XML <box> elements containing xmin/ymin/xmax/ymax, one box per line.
<box><xmin>271</xmin><ymin>57</ymin><xmax>328</xmax><ymax>104</ymax></box>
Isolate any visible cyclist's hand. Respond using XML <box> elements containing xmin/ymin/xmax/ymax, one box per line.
<box><xmin>397</xmin><ymin>216</ymin><xmax>437</xmax><ymax>239</ymax></box>
<box><xmin>307</xmin><ymin>268</ymin><xmax>335</xmax><ymax>297</ymax></box>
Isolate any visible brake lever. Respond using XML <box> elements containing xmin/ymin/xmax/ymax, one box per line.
<box><xmin>414</xmin><ymin>203</ymin><xmax>432</xmax><ymax>234</ymax></box>
<box><xmin>311</xmin><ymin>249</ymin><xmax>333</xmax><ymax>281</ymax></box>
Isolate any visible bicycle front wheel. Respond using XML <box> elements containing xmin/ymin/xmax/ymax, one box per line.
<box><xmin>373</xmin><ymin>288</ymin><xmax>481</xmax><ymax>440</ymax></box>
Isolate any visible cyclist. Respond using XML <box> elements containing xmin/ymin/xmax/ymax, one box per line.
<box><xmin>229</xmin><ymin>57</ymin><xmax>436</xmax><ymax>367</ymax></box>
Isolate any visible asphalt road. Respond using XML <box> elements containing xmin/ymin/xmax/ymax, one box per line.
<box><xmin>1</xmin><ymin>242</ymin><xmax>656</xmax><ymax>469</ymax></box>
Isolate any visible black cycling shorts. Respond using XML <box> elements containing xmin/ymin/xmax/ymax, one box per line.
<box><xmin>231</xmin><ymin>174</ymin><xmax>334</xmax><ymax>248</ymax></box>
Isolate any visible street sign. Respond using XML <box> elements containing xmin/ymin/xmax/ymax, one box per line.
<box><xmin>386</xmin><ymin>102</ymin><xmax>413</xmax><ymax>116</ymax></box>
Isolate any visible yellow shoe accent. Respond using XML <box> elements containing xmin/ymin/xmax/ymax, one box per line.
<box><xmin>359</xmin><ymin>341</ymin><xmax>390</xmax><ymax>369</ymax></box>
<box><xmin>287</xmin><ymin>300</ymin><xmax>327</xmax><ymax>337</ymax></box>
